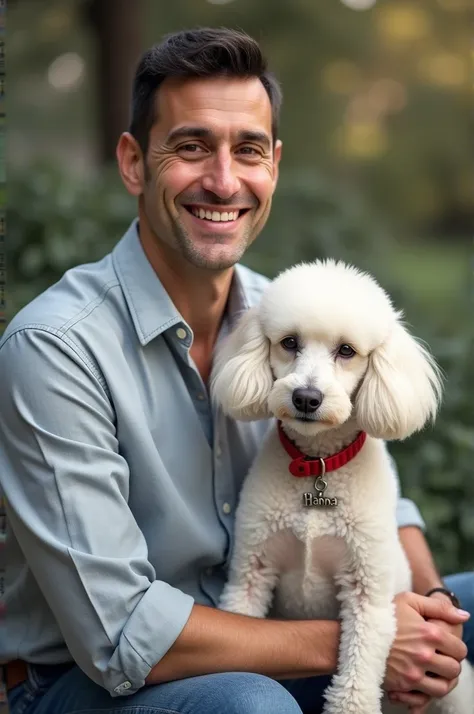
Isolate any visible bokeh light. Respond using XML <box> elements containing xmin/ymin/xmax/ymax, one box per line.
<box><xmin>322</xmin><ymin>61</ymin><xmax>362</xmax><ymax>95</ymax></box>
<box><xmin>340</xmin><ymin>0</ymin><xmax>377</xmax><ymax>10</ymax></box>
<box><xmin>334</xmin><ymin>121</ymin><xmax>389</xmax><ymax>160</ymax></box>
<box><xmin>367</xmin><ymin>79</ymin><xmax>407</xmax><ymax>114</ymax></box>
<box><xmin>418</xmin><ymin>53</ymin><xmax>468</xmax><ymax>88</ymax></box>
<box><xmin>47</xmin><ymin>53</ymin><xmax>85</xmax><ymax>92</ymax></box>
<box><xmin>376</xmin><ymin>5</ymin><xmax>431</xmax><ymax>44</ymax></box>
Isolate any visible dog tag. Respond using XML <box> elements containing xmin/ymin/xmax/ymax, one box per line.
<box><xmin>303</xmin><ymin>467</ymin><xmax>338</xmax><ymax>506</ymax></box>
<box><xmin>302</xmin><ymin>492</ymin><xmax>338</xmax><ymax>507</ymax></box>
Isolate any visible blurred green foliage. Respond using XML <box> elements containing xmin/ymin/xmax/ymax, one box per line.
<box><xmin>7</xmin><ymin>162</ymin><xmax>474</xmax><ymax>574</ymax></box>
<box><xmin>390</xmin><ymin>335</ymin><xmax>474</xmax><ymax>576</ymax></box>
<box><xmin>7</xmin><ymin>163</ymin><xmax>135</xmax><ymax>317</ymax></box>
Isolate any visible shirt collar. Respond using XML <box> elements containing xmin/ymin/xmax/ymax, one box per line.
<box><xmin>112</xmin><ymin>219</ymin><xmax>251</xmax><ymax>347</ymax></box>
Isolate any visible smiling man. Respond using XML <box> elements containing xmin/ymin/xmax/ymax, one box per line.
<box><xmin>136</xmin><ymin>78</ymin><xmax>274</xmax><ymax>269</ymax></box>
<box><xmin>1</xmin><ymin>27</ymin><xmax>473</xmax><ymax>714</ymax></box>
<box><xmin>118</xmin><ymin>66</ymin><xmax>281</xmax><ymax>384</ymax></box>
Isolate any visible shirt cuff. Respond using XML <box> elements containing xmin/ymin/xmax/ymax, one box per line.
<box><xmin>396</xmin><ymin>497</ymin><xmax>426</xmax><ymax>531</ymax></box>
<box><xmin>106</xmin><ymin>580</ymin><xmax>195</xmax><ymax>696</ymax></box>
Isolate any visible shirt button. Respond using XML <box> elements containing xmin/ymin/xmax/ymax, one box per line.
<box><xmin>113</xmin><ymin>681</ymin><xmax>132</xmax><ymax>694</ymax></box>
<box><xmin>197</xmin><ymin>393</ymin><xmax>205</xmax><ymax>401</ymax></box>
<box><xmin>176</xmin><ymin>327</ymin><xmax>187</xmax><ymax>340</ymax></box>
<box><xmin>222</xmin><ymin>502</ymin><xmax>232</xmax><ymax>515</ymax></box>
<box><xmin>215</xmin><ymin>443</ymin><xmax>222</xmax><ymax>458</ymax></box>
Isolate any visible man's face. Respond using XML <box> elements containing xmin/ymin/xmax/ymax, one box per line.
<box><xmin>141</xmin><ymin>76</ymin><xmax>281</xmax><ymax>271</ymax></box>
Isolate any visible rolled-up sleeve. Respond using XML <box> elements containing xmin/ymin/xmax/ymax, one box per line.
<box><xmin>0</xmin><ymin>328</ymin><xmax>194</xmax><ymax>696</ymax></box>
<box><xmin>396</xmin><ymin>498</ymin><xmax>426</xmax><ymax>530</ymax></box>
<box><xmin>388</xmin><ymin>452</ymin><xmax>426</xmax><ymax>531</ymax></box>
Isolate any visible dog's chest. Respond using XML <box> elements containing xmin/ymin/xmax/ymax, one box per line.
<box><xmin>264</xmin><ymin>528</ymin><xmax>350</xmax><ymax>620</ymax></box>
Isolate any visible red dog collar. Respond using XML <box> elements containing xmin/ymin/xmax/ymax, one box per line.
<box><xmin>277</xmin><ymin>421</ymin><xmax>367</xmax><ymax>478</ymax></box>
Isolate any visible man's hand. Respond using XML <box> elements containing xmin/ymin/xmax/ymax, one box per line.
<box><xmin>384</xmin><ymin>592</ymin><xmax>469</xmax><ymax>711</ymax></box>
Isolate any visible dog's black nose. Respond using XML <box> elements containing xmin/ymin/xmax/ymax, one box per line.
<box><xmin>292</xmin><ymin>388</ymin><xmax>324</xmax><ymax>414</ymax></box>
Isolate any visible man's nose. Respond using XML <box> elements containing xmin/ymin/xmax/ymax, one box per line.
<box><xmin>201</xmin><ymin>152</ymin><xmax>241</xmax><ymax>199</ymax></box>
<box><xmin>292</xmin><ymin>388</ymin><xmax>324</xmax><ymax>414</ymax></box>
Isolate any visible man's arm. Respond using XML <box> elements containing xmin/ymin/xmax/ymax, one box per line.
<box><xmin>147</xmin><ymin>604</ymin><xmax>340</xmax><ymax>684</ymax></box>
<box><xmin>0</xmin><ymin>328</ymin><xmax>196</xmax><ymax>697</ymax></box>
<box><xmin>146</xmin><ymin>596</ymin><xmax>468</xmax><ymax>689</ymax></box>
<box><xmin>390</xmin><ymin>526</ymin><xmax>466</xmax><ymax>711</ymax></box>
<box><xmin>392</xmin><ymin>454</ymin><xmax>445</xmax><ymax>597</ymax></box>
<box><xmin>399</xmin><ymin>526</ymin><xmax>444</xmax><ymax>596</ymax></box>
<box><xmin>392</xmin><ymin>461</ymin><xmax>465</xmax><ymax>712</ymax></box>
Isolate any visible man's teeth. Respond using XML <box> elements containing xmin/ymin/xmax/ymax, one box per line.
<box><xmin>191</xmin><ymin>208</ymin><xmax>240</xmax><ymax>222</ymax></box>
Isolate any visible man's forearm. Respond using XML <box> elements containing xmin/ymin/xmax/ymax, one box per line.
<box><xmin>146</xmin><ymin>603</ymin><xmax>340</xmax><ymax>684</ymax></box>
<box><xmin>399</xmin><ymin>526</ymin><xmax>444</xmax><ymax>595</ymax></box>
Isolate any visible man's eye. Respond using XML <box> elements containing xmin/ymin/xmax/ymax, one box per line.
<box><xmin>238</xmin><ymin>146</ymin><xmax>260</xmax><ymax>156</ymax></box>
<box><xmin>179</xmin><ymin>144</ymin><xmax>204</xmax><ymax>154</ymax></box>
<box><xmin>338</xmin><ymin>344</ymin><xmax>356</xmax><ymax>358</ymax></box>
<box><xmin>280</xmin><ymin>336</ymin><xmax>298</xmax><ymax>351</ymax></box>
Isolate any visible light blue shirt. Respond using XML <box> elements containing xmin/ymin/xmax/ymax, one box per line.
<box><xmin>0</xmin><ymin>219</ymin><xmax>425</xmax><ymax>696</ymax></box>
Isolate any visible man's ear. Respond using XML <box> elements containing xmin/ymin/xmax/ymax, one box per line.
<box><xmin>272</xmin><ymin>139</ymin><xmax>282</xmax><ymax>191</ymax></box>
<box><xmin>116</xmin><ymin>132</ymin><xmax>145</xmax><ymax>197</ymax></box>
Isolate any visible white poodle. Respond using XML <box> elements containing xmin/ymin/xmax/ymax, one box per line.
<box><xmin>211</xmin><ymin>260</ymin><xmax>473</xmax><ymax>714</ymax></box>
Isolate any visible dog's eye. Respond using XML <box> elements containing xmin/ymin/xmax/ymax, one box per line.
<box><xmin>338</xmin><ymin>344</ymin><xmax>356</xmax><ymax>358</ymax></box>
<box><xmin>280</xmin><ymin>336</ymin><xmax>298</xmax><ymax>351</ymax></box>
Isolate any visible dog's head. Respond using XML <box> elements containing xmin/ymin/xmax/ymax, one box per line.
<box><xmin>211</xmin><ymin>260</ymin><xmax>443</xmax><ymax>441</ymax></box>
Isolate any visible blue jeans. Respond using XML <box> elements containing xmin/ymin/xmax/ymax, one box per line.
<box><xmin>8</xmin><ymin>573</ymin><xmax>474</xmax><ymax>714</ymax></box>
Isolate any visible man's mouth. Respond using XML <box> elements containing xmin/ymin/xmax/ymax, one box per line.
<box><xmin>184</xmin><ymin>206</ymin><xmax>250</xmax><ymax>223</ymax></box>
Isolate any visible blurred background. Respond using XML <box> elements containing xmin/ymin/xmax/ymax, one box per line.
<box><xmin>6</xmin><ymin>0</ymin><xmax>474</xmax><ymax>574</ymax></box>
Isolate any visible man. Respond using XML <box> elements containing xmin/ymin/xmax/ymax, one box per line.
<box><xmin>1</xmin><ymin>27</ymin><xmax>472</xmax><ymax>714</ymax></box>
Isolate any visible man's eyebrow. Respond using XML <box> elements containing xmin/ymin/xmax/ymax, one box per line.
<box><xmin>165</xmin><ymin>126</ymin><xmax>213</xmax><ymax>144</ymax></box>
<box><xmin>237</xmin><ymin>130</ymin><xmax>271</xmax><ymax>150</ymax></box>
<box><xmin>165</xmin><ymin>126</ymin><xmax>272</xmax><ymax>150</ymax></box>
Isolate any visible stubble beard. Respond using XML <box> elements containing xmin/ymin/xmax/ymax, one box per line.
<box><xmin>171</xmin><ymin>216</ymin><xmax>254</xmax><ymax>271</ymax></box>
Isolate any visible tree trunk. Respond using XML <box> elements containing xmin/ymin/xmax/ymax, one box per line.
<box><xmin>89</xmin><ymin>0</ymin><xmax>144</xmax><ymax>164</ymax></box>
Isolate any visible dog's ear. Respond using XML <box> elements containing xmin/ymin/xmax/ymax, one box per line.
<box><xmin>211</xmin><ymin>307</ymin><xmax>273</xmax><ymax>421</ymax></box>
<box><xmin>355</xmin><ymin>319</ymin><xmax>443</xmax><ymax>440</ymax></box>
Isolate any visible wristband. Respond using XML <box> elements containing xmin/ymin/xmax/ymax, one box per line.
<box><xmin>425</xmin><ymin>587</ymin><xmax>461</xmax><ymax>609</ymax></box>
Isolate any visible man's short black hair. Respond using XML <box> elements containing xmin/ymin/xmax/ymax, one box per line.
<box><xmin>129</xmin><ymin>27</ymin><xmax>282</xmax><ymax>158</ymax></box>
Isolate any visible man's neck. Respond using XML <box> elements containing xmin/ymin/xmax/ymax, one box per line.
<box><xmin>138</xmin><ymin>223</ymin><xmax>234</xmax><ymax>382</ymax></box>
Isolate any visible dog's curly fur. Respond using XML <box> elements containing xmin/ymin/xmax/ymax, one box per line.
<box><xmin>211</xmin><ymin>260</ymin><xmax>473</xmax><ymax>714</ymax></box>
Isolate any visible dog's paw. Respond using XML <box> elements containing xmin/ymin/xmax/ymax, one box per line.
<box><xmin>218</xmin><ymin>592</ymin><xmax>266</xmax><ymax>618</ymax></box>
<box><xmin>219</xmin><ymin>601</ymin><xmax>266</xmax><ymax>617</ymax></box>
<box><xmin>218</xmin><ymin>582</ymin><xmax>268</xmax><ymax>618</ymax></box>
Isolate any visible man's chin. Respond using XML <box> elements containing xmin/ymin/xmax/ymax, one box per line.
<box><xmin>181</xmin><ymin>237</ymin><xmax>250</xmax><ymax>271</ymax></box>
<box><xmin>176</xmin><ymin>211</ymin><xmax>254</xmax><ymax>262</ymax></box>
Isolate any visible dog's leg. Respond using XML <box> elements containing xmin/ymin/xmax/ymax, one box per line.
<box><xmin>219</xmin><ymin>543</ymin><xmax>280</xmax><ymax>618</ymax></box>
<box><xmin>322</xmin><ymin>529</ymin><xmax>398</xmax><ymax>714</ymax></box>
